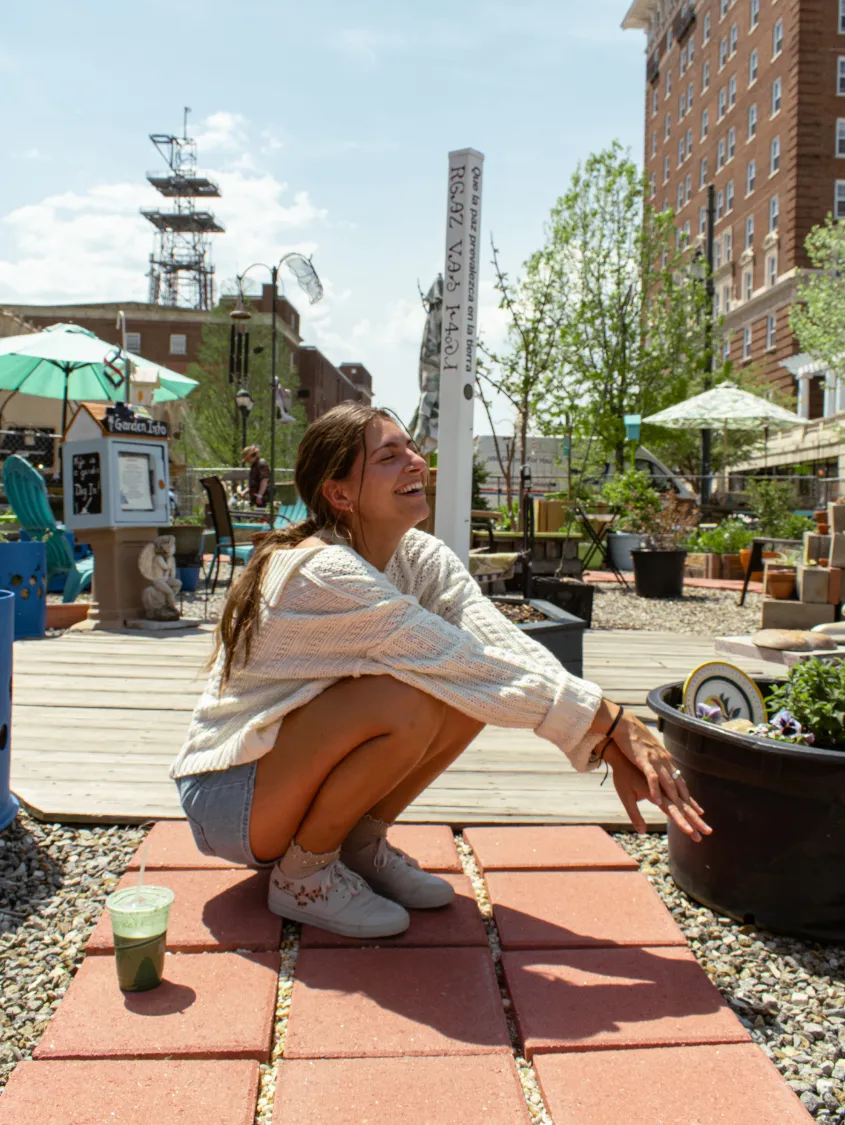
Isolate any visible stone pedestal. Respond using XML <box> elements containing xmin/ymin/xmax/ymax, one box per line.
<box><xmin>75</xmin><ymin>527</ymin><xmax>159</xmax><ymax>630</ymax></box>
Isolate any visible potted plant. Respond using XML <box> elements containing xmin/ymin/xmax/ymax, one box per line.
<box><xmin>648</xmin><ymin>657</ymin><xmax>845</xmax><ymax>941</ymax></box>
<box><xmin>600</xmin><ymin>470</ymin><xmax>661</xmax><ymax>571</ymax></box>
<box><xmin>630</xmin><ymin>496</ymin><xmax>699</xmax><ymax>599</ymax></box>
<box><xmin>740</xmin><ymin>479</ymin><xmax>815</xmax><ymax>579</ymax></box>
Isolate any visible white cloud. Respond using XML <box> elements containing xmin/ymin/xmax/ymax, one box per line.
<box><xmin>328</xmin><ymin>28</ymin><xmax>408</xmax><ymax>67</ymax></box>
<box><xmin>193</xmin><ymin>111</ymin><xmax>249</xmax><ymax>154</ymax></box>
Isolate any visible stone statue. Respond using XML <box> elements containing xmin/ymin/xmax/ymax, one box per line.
<box><xmin>139</xmin><ymin>535</ymin><xmax>182</xmax><ymax>621</ymax></box>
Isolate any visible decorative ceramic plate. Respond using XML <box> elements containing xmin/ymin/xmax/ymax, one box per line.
<box><xmin>682</xmin><ymin>661</ymin><xmax>767</xmax><ymax>725</ymax></box>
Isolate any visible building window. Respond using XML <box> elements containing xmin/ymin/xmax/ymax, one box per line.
<box><xmin>724</xmin><ymin>230</ymin><xmax>732</xmax><ymax>260</ymax></box>
<box><xmin>664</xmin><ymin>154</ymin><xmax>671</xmax><ymax>182</ymax></box>
<box><xmin>666</xmin><ymin>70</ymin><xmax>672</xmax><ymax>97</ymax></box>
<box><xmin>772</xmin><ymin>77</ymin><xmax>782</xmax><ymax>115</ymax></box>
<box><xmin>688</xmin><ymin>35</ymin><xmax>695</xmax><ymax>62</ymax></box>
<box><xmin>727</xmin><ymin>126</ymin><xmax>736</xmax><ymax>160</ymax></box>
<box><xmin>704</xmin><ymin>11</ymin><xmax>711</xmax><ymax>42</ymax></box>
<box><xmin>720</xmin><ymin>0</ymin><xmax>728</xmax><ymax>20</ymax></box>
<box><xmin>836</xmin><ymin>180</ymin><xmax>845</xmax><ymax>219</ymax></box>
<box><xmin>653</xmin><ymin>88</ymin><xmax>659</xmax><ymax>116</ymax></box>
<box><xmin>686</xmin><ymin>127</ymin><xmax>693</xmax><ymax>156</ymax></box>
<box><xmin>766</xmin><ymin>313</ymin><xmax>776</xmax><ymax>350</ymax></box>
<box><xmin>716</xmin><ymin>189</ymin><xmax>724</xmax><ymax>220</ymax></box>
<box><xmin>650</xmin><ymin>172</ymin><xmax>657</xmax><ymax>198</ymax></box>
<box><xmin>651</xmin><ymin>131</ymin><xmax>657</xmax><ymax>157</ymax></box>
<box><xmin>837</xmin><ymin>119</ymin><xmax>845</xmax><ymax>157</ymax></box>
<box><xmin>839</xmin><ymin>58</ymin><xmax>845</xmax><ymax>96</ymax></box>
<box><xmin>743</xmin><ymin>325</ymin><xmax>752</xmax><ymax>360</ymax></box>
<box><xmin>679</xmin><ymin>92</ymin><xmax>686</xmax><ymax>120</ymax></box>
<box><xmin>717</xmin><ymin>137</ymin><xmax>726</xmax><ymax>170</ymax></box>
<box><xmin>683</xmin><ymin>219</ymin><xmax>691</xmax><ymax>241</ymax></box>
<box><xmin>719</xmin><ymin>37</ymin><xmax>728</xmax><ymax>68</ymax></box>
<box><xmin>728</xmin><ymin>75</ymin><xmax>737</xmax><ymax>108</ymax></box>
<box><xmin>700</xmin><ymin>156</ymin><xmax>708</xmax><ymax>187</ymax></box>
<box><xmin>703</xmin><ymin>60</ymin><xmax>711</xmax><ymax>90</ymax></box>
<box><xmin>749</xmin><ymin>48</ymin><xmax>758</xmax><ymax>85</ymax></box>
<box><xmin>699</xmin><ymin>205</ymin><xmax>707</xmax><ymax>233</ymax></box>
<box><xmin>715</xmin><ymin>239</ymin><xmax>723</xmax><ymax>269</ymax></box>
<box><xmin>766</xmin><ymin>251</ymin><xmax>778</xmax><ymax>287</ymax></box>
<box><xmin>665</xmin><ymin>112</ymin><xmax>672</xmax><ymax>139</ymax></box>
<box><xmin>747</xmin><ymin>159</ymin><xmax>756</xmax><ymax>194</ymax></box>
<box><xmin>770</xmin><ymin>135</ymin><xmax>781</xmax><ymax>173</ymax></box>
<box><xmin>681</xmin><ymin>45</ymin><xmax>688</xmax><ymax>74</ymax></box>
<box><xmin>667</xmin><ymin>25</ymin><xmax>673</xmax><ymax>48</ymax></box>
<box><xmin>723</xmin><ymin>337</ymin><xmax>731</xmax><ymax>361</ymax></box>
<box><xmin>769</xmin><ymin>194</ymin><xmax>779</xmax><ymax>231</ymax></box>
<box><xmin>743</xmin><ymin>268</ymin><xmax>753</xmax><ymax>300</ymax></box>
<box><xmin>750</xmin><ymin>0</ymin><xmax>759</xmax><ymax>30</ymax></box>
<box><xmin>772</xmin><ymin>19</ymin><xmax>783</xmax><ymax>58</ymax></box>
<box><xmin>718</xmin><ymin>87</ymin><xmax>727</xmax><ymax>118</ymax></box>
<box><xmin>688</xmin><ymin>81</ymin><xmax>694</xmax><ymax>110</ymax></box>
<box><xmin>729</xmin><ymin>24</ymin><xmax>738</xmax><ymax>56</ymax></box>
<box><xmin>686</xmin><ymin>173</ymin><xmax>693</xmax><ymax>203</ymax></box>
<box><xmin>661</xmin><ymin>248</ymin><xmax>669</xmax><ymax>268</ymax></box>
<box><xmin>748</xmin><ymin>102</ymin><xmax>758</xmax><ymax>138</ymax></box>
<box><xmin>723</xmin><ymin>284</ymin><xmax>733</xmax><ymax>312</ymax></box>
<box><xmin>678</xmin><ymin>138</ymin><xmax>685</xmax><ymax>167</ymax></box>
<box><xmin>715</xmin><ymin>290</ymin><xmax>721</xmax><ymax>315</ymax></box>
<box><xmin>726</xmin><ymin>179</ymin><xmax>735</xmax><ymax>212</ymax></box>
<box><xmin>701</xmin><ymin>107</ymin><xmax>709</xmax><ymax>138</ymax></box>
<box><xmin>840</xmin><ymin>0</ymin><xmax>845</xmax><ymax>35</ymax></box>
<box><xmin>125</xmin><ymin>332</ymin><xmax>141</xmax><ymax>353</ymax></box>
<box><xmin>745</xmin><ymin>213</ymin><xmax>754</xmax><ymax>248</ymax></box>
<box><xmin>169</xmin><ymin>333</ymin><xmax>187</xmax><ymax>356</ymax></box>
<box><xmin>677</xmin><ymin>182</ymin><xmax>685</xmax><ymax>211</ymax></box>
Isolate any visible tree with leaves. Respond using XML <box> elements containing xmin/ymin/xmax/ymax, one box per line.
<box><xmin>182</xmin><ymin>302</ymin><xmax>306</xmax><ymax>471</ymax></box>
<box><xmin>791</xmin><ymin>215</ymin><xmax>845</xmax><ymax>382</ymax></box>
<box><xmin>533</xmin><ymin>142</ymin><xmax>713</xmax><ymax>471</ymax></box>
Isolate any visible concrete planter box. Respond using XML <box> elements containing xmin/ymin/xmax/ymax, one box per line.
<box><xmin>495</xmin><ymin>597</ymin><xmax>585</xmax><ymax>679</ymax></box>
<box><xmin>685</xmin><ymin>552</ymin><xmax>744</xmax><ymax>580</ymax></box>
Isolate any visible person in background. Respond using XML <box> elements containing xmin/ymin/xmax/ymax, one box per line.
<box><xmin>241</xmin><ymin>445</ymin><xmax>271</xmax><ymax>508</ymax></box>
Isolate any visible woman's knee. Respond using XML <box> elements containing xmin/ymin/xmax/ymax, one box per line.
<box><xmin>358</xmin><ymin>676</ymin><xmax>446</xmax><ymax>746</ymax></box>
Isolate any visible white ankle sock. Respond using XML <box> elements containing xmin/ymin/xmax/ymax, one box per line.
<box><xmin>343</xmin><ymin>813</ymin><xmax>391</xmax><ymax>853</ymax></box>
<box><xmin>278</xmin><ymin>840</ymin><xmax>339</xmax><ymax>879</ymax></box>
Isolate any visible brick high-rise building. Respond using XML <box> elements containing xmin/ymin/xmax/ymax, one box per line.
<box><xmin>623</xmin><ymin>0</ymin><xmax>845</xmax><ymax>424</ymax></box>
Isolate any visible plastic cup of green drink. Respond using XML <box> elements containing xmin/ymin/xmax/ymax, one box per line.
<box><xmin>105</xmin><ymin>886</ymin><xmax>174</xmax><ymax>992</ymax></box>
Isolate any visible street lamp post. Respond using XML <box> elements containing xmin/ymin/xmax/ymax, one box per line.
<box><xmin>235</xmin><ymin>387</ymin><xmax>254</xmax><ymax>449</ymax></box>
<box><xmin>233</xmin><ymin>255</ymin><xmax>323</xmax><ymax>521</ymax></box>
<box><xmin>690</xmin><ymin>184</ymin><xmax>716</xmax><ymax>509</ymax></box>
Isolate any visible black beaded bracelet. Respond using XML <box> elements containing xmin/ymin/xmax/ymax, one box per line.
<box><xmin>590</xmin><ymin>705</ymin><xmax>625</xmax><ymax>783</ymax></box>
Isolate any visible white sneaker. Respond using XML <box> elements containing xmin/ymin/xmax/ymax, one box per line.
<box><xmin>267</xmin><ymin>858</ymin><xmax>410</xmax><ymax>938</ymax></box>
<box><xmin>342</xmin><ymin>836</ymin><xmax>455</xmax><ymax>910</ymax></box>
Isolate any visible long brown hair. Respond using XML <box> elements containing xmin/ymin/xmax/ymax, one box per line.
<box><xmin>215</xmin><ymin>401</ymin><xmax>396</xmax><ymax>684</ymax></box>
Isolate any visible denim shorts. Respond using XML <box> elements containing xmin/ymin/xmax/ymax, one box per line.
<box><xmin>176</xmin><ymin>762</ymin><xmax>275</xmax><ymax>868</ymax></box>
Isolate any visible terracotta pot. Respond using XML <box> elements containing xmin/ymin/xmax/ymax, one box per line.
<box><xmin>46</xmin><ymin>603</ymin><xmax>89</xmax><ymax>629</ymax></box>
<box><xmin>817</xmin><ymin>523</ymin><xmax>830</xmax><ymax>535</ymax></box>
<box><xmin>765</xmin><ymin>569</ymin><xmax>796</xmax><ymax>600</ymax></box>
<box><xmin>739</xmin><ymin>547</ymin><xmax>779</xmax><ymax>583</ymax></box>
<box><xmin>814</xmin><ymin>510</ymin><xmax>829</xmax><ymax>528</ymax></box>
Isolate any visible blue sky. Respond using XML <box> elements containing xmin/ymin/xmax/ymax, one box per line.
<box><xmin>0</xmin><ymin>0</ymin><xmax>646</xmax><ymax>429</ymax></box>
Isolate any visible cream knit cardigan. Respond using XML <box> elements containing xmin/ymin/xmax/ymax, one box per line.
<box><xmin>170</xmin><ymin>529</ymin><xmax>604</xmax><ymax>779</ymax></box>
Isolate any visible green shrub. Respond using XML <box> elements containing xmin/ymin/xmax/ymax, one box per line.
<box><xmin>685</xmin><ymin>518</ymin><xmax>754</xmax><ymax>554</ymax></box>
<box><xmin>767</xmin><ymin>659</ymin><xmax>845</xmax><ymax>750</ymax></box>
<box><xmin>601</xmin><ymin>470</ymin><xmax>661</xmax><ymax>534</ymax></box>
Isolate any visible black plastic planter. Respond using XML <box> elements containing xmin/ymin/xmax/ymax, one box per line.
<box><xmin>631</xmin><ymin>550</ymin><xmax>686</xmax><ymax>599</ymax></box>
<box><xmin>496</xmin><ymin>597</ymin><xmax>586</xmax><ymax>679</ymax></box>
<box><xmin>648</xmin><ymin>680</ymin><xmax>845</xmax><ymax>942</ymax></box>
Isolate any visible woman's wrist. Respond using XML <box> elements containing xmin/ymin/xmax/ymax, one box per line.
<box><xmin>590</xmin><ymin>699</ymin><xmax>624</xmax><ymax>737</ymax></box>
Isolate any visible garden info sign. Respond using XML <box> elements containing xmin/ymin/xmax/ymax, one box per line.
<box><xmin>434</xmin><ymin>148</ymin><xmax>484</xmax><ymax>565</ymax></box>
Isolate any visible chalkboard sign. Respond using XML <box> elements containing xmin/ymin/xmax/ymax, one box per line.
<box><xmin>72</xmin><ymin>452</ymin><xmax>102</xmax><ymax>515</ymax></box>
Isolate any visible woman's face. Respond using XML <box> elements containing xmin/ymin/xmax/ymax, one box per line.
<box><xmin>324</xmin><ymin>417</ymin><xmax>429</xmax><ymax>536</ymax></box>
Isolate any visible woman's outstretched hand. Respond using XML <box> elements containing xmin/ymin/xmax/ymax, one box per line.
<box><xmin>598</xmin><ymin>709</ymin><xmax>712</xmax><ymax>841</ymax></box>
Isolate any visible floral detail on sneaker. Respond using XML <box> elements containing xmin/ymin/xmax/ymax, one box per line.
<box><xmin>270</xmin><ymin>861</ymin><xmax>367</xmax><ymax>908</ymax></box>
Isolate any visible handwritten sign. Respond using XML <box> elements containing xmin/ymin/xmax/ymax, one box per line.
<box><xmin>103</xmin><ymin>408</ymin><xmax>168</xmax><ymax>439</ymax></box>
<box><xmin>71</xmin><ymin>452</ymin><xmax>102</xmax><ymax>516</ymax></box>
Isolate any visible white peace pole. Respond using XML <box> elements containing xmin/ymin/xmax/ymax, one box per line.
<box><xmin>434</xmin><ymin>148</ymin><xmax>485</xmax><ymax>564</ymax></box>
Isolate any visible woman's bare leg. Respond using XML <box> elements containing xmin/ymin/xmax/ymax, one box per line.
<box><xmin>249</xmin><ymin>675</ymin><xmax>445</xmax><ymax>862</ymax></box>
<box><xmin>368</xmin><ymin>707</ymin><xmax>484</xmax><ymax>823</ymax></box>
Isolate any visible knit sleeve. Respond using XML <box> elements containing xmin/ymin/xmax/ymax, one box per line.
<box><xmin>283</xmin><ymin>544</ymin><xmax>603</xmax><ymax>771</ymax></box>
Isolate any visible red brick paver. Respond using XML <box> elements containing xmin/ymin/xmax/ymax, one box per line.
<box><xmin>300</xmin><ymin>874</ymin><xmax>486</xmax><ymax>949</ymax></box>
<box><xmin>34</xmin><ymin>951</ymin><xmax>279</xmax><ymax>1062</ymax></box>
<box><xmin>272</xmin><ymin>1056</ymin><xmax>531</xmax><ymax>1124</ymax></box>
<box><xmin>465</xmin><ymin>826</ymin><xmax>638</xmax><ymax>873</ymax></box>
<box><xmin>128</xmin><ymin>820</ymin><xmax>244</xmax><ymax>870</ymax></box>
<box><xmin>85</xmin><ymin>868</ymin><xmax>280</xmax><ymax>954</ymax></box>
<box><xmin>284</xmin><ymin>948</ymin><xmax>511</xmax><ymax>1058</ymax></box>
<box><xmin>0</xmin><ymin>1059</ymin><xmax>260</xmax><ymax>1125</ymax></box>
<box><xmin>485</xmin><ymin>870</ymin><xmax>686</xmax><ymax>950</ymax></box>
<box><xmin>534</xmin><ymin>1044</ymin><xmax>814</xmax><ymax>1124</ymax></box>
<box><xmin>502</xmin><ymin>946</ymin><xmax>750</xmax><ymax>1059</ymax></box>
<box><xmin>388</xmin><ymin>825</ymin><xmax>462</xmax><ymax>871</ymax></box>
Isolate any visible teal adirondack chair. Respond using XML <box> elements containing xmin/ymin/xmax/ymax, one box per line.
<box><xmin>273</xmin><ymin>498</ymin><xmax>309</xmax><ymax>528</ymax></box>
<box><xmin>2</xmin><ymin>455</ymin><xmax>94</xmax><ymax>603</ymax></box>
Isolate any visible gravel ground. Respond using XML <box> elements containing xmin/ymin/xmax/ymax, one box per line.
<box><xmin>592</xmin><ymin>585</ymin><xmax>763</xmax><ymax>638</ymax></box>
<box><xmin>616</xmin><ymin>832</ymin><xmax>845</xmax><ymax>1121</ymax></box>
<box><xmin>0</xmin><ymin>809</ymin><xmax>147</xmax><ymax>1092</ymax></box>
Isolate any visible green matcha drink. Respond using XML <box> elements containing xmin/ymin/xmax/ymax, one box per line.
<box><xmin>105</xmin><ymin>886</ymin><xmax>174</xmax><ymax>992</ymax></box>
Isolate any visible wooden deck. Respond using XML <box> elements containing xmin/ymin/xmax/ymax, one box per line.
<box><xmin>9</xmin><ymin>628</ymin><xmax>774</xmax><ymax>828</ymax></box>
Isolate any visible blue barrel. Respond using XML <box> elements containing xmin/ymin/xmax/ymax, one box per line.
<box><xmin>0</xmin><ymin>590</ymin><xmax>19</xmax><ymax>831</ymax></box>
<box><xmin>0</xmin><ymin>541</ymin><xmax>47</xmax><ymax>639</ymax></box>
<box><xmin>177</xmin><ymin>566</ymin><xmax>201</xmax><ymax>593</ymax></box>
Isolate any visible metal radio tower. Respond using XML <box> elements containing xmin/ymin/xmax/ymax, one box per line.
<box><xmin>143</xmin><ymin>107</ymin><xmax>224</xmax><ymax>310</ymax></box>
